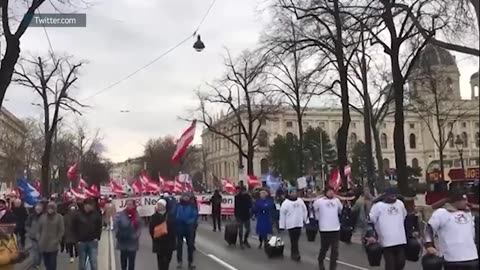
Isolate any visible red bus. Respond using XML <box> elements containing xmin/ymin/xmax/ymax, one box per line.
<box><xmin>425</xmin><ymin>156</ymin><xmax>479</xmax><ymax>205</ymax></box>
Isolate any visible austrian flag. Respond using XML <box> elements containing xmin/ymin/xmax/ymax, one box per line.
<box><xmin>171</xmin><ymin>120</ymin><xmax>197</xmax><ymax>163</ymax></box>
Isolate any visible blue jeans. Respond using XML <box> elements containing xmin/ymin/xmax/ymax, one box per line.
<box><xmin>177</xmin><ymin>226</ymin><xmax>194</xmax><ymax>264</ymax></box>
<box><xmin>42</xmin><ymin>251</ymin><xmax>57</xmax><ymax>270</ymax></box>
<box><xmin>30</xmin><ymin>239</ymin><xmax>42</xmax><ymax>267</ymax></box>
<box><xmin>78</xmin><ymin>241</ymin><xmax>99</xmax><ymax>270</ymax></box>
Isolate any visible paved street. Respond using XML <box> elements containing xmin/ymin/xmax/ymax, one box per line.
<box><xmin>112</xmin><ymin>221</ymin><xmax>423</xmax><ymax>270</ymax></box>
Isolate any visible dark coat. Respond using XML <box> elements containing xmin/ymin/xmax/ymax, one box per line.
<box><xmin>11</xmin><ymin>206</ymin><xmax>28</xmax><ymax>232</ymax></box>
<box><xmin>115</xmin><ymin>211</ymin><xmax>142</xmax><ymax>251</ymax></box>
<box><xmin>63</xmin><ymin>210</ymin><xmax>77</xmax><ymax>244</ymax></box>
<box><xmin>210</xmin><ymin>194</ymin><xmax>222</xmax><ymax>215</ymax></box>
<box><xmin>0</xmin><ymin>210</ymin><xmax>16</xmax><ymax>224</ymax></box>
<box><xmin>72</xmin><ymin>210</ymin><xmax>102</xmax><ymax>242</ymax></box>
<box><xmin>234</xmin><ymin>193</ymin><xmax>252</xmax><ymax>221</ymax></box>
<box><xmin>149</xmin><ymin>212</ymin><xmax>176</xmax><ymax>253</ymax></box>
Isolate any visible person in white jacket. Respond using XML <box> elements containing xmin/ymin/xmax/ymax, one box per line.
<box><xmin>279</xmin><ymin>189</ymin><xmax>308</xmax><ymax>262</ymax></box>
<box><xmin>313</xmin><ymin>186</ymin><xmax>343</xmax><ymax>270</ymax></box>
<box><xmin>424</xmin><ymin>190</ymin><xmax>478</xmax><ymax>270</ymax></box>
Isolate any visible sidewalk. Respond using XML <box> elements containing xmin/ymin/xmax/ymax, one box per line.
<box><xmin>14</xmin><ymin>231</ymin><xmax>110</xmax><ymax>270</ymax></box>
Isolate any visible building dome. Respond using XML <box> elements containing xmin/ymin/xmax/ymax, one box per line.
<box><xmin>471</xmin><ymin>71</ymin><xmax>479</xmax><ymax>80</ymax></box>
<box><xmin>413</xmin><ymin>45</ymin><xmax>457</xmax><ymax>71</ymax></box>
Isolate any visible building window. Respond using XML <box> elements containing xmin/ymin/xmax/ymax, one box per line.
<box><xmin>258</xmin><ymin>130</ymin><xmax>269</xmax><ymax>147</ymax></box>
<box><xmin>462</xmin><ymin>132</ymin><xmax>468</xmax><ymax>147</ymax></box>
<box><xmin>336</xmin><ymin>122</ymin><xmax>341</xmax><ymax>128</ymax></box>
<box><xmin>303</xmin><ymin>122</ymin><xmax>309</xmax><ymax>128</ymax></box>
<box><xmin>476</xmin><ymin>122</ymin><xmax>479</xmax><ymax>128</ymax></box>
<box><xmin>349</xmin><ymin>133</ymin><xmax>358</xmax><ymax>145</ymax></box>
<box><xmin>449</xmin><ymin>132</ymin><xmax>455</xmax><ymax>148</ymax></box>
<box><xmin>409</xmin><ymin>133</ymin><xmax>417</xmax><ymax>149</ymax></box>
<box><xmin>462</xmin><ymin>122</ymin><xmax>467</xmax><ymax>128</ymax></box>
<box><xmin>383</xmin><ymin>123</ymin><xmax>387</xmax><ymax>128</ymax></box>
<box><xmin>409</xmin><ymin>123</ymin><xmax>415</xmax><ymax>129</ymax></box>
<box><xmin>381</xmin><ymin>133</ymin><xmax>388</xmax><ymax>149</ymax></box>
<box><xmin>383</xmin><ymin>159</ymin><xmax>390</xmax><ymax>170</ymax></box>
<box><xmin>446</xmin><ymin>77</ymin><xmax>453</xmax><ymax>92</ymax></box>
<box><xmin>351</xmin><ymin>122</ymin><xmax>356</xmax><ymax>129</ymax></box>
<box><xmin>260</xmin><ymin>118</ymin><xmax>267</xmax><ymax>125</ymax></box>
<box><xmin>286</xmin><ymin>121</ymin><xmax>293</xmax><ymax>128</ymax></box>
<box><xmin>260</xmin><ymin>158</ymin><xmax>269</xmax><ymax>175</ymax></box>
<box><xmin>476</xmin><ymin>132</ymin><xmax>479</xmax><ymax>148</ymax></box>
<box><xmin>412</xmin><ymin>158</ymin><xmax>419</xmax><ymax>169</ymax></box>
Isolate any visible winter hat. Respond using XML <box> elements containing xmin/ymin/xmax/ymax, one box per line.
<box><xmin>157</xmin><ymin>199</ymin><xmax>167</xmax><ymax>208</ymax></box>
<box><xmin>448</xmin><ymin>189</ymin><xmax>467</xmax><ymax>203</ymax></box>
<box><xmin>385</xmin><ymin>187</ymin><xmax>398</xmax><ymax>196</ymax></box>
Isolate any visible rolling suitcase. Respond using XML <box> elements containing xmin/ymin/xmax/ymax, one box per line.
<box><xmin>265</xmin><ymin>236</ymin><xmax>284</xmax><ymax>258</ymax></box>
<box><xmin>224</xmin><ymin>223</ymin><xmax>238</xmax><ymax>246</ymax></box>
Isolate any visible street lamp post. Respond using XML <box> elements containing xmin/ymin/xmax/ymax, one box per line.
<box><xmin>454</xmin><ymin>135</ymin><xmax>465</xmax><ymax>174</ymax></box>
<box><xmin>228</xmin><ymin>86</ymin><xmax>244</xmax><ymax>186</ymax></box>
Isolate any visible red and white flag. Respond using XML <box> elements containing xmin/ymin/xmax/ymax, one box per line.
<box><xmin>131</xmin><ymin>180</ymin><xmax>144</xmax><ymax>194</ymax></box>
<box><xmin>110</xmin><ymin>180</ymin><xmax>124</xmax><ymax>195</ymax></box>
<box><xmin>67</xmin><ymin>163</ymin><xmax>79</xmax><ymax>180</ymax></box>
<box><xmin>140</xmin><ymin>171</ymin><xmax>161</xmax><ymax>192</ymax></box>
<box><xmin>171</xmin><ymin>120</ymin><xmax>196</xmax><ymax>163</ymax></box>
<box><xmin>328</xmin><ymin>165</ymin><xmax>352</xmax><ymax>192</ymax></box>
<box><xmin>70</xmin><ymin>183</ymin><xmax>86</xmax><ymax>199</ymax></box>
<box><xmin>222</xmin><ymin>179</ymin><xmax>236</xmax><ymax>194</ymax></box>
<box><xmin>247</xmin><ymin>175</ymin><xmax>261</xmax><ymax>187</ymax></box>
<box><xmin>79</xmin><ymin>178</ymin><xmax>88</xmax><ymax>188</ymax></box>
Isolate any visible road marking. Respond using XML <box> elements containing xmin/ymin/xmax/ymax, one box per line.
<box><xmin>241</xmin><ymin>229</ymin><xmax>369</xmax><ymax>270</ymax></box>
<box><xmin>206</xmin><ymin>254</ymin><xmax>239</xmax><ymax>270</ymax></box>
<box><xmin>109</xmin><ymin>217</ymin><xmax>116</xmax><ymax>270</ymax></box>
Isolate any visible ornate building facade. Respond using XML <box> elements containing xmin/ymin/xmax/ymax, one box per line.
<box><xmin>201</xmin><ymin>46</ymin><xmax>480</xmax><ymax>183</ymax></box>
<box><xmin>0</xmin><ymin>107</ymin><xmax>27</xmax><ymax>184</ymax></box>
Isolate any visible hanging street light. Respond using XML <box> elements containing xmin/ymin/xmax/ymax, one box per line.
<box><xmin>193</xmin><ymin>35</ymin><xmax>205</xmax><ymax>52</ymax></box>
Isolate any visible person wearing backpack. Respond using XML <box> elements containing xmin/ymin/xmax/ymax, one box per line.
<box><xmin>150</xmin><ymin>199</ymin><xmax>176</xmax><ymax>270</ymax></box>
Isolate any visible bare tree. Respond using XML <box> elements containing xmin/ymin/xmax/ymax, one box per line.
<box><xmin>196</xmin><ymin>50</ymin><xmax>279</xmax><ymax>175</ymax></box>
<box><xmin>22</xmin><ymin>118</ymin><xmax>44</xmax><ymax>180</ymax></box>
<box><xmin>279</xmin><ymin>0</ymin><xmax>362</xmax><ymax>190</ymax></box>
<box><xmin>263</xmin><ymin>14</ymin><xmax>329</xmax><ymax>175</ymax></box>
<box><xmin>349</xmin><ymin>0</ymin><xmax>440</xmax><ymax>195</ymax></box>
<box><xmin>0</xmin><ymin>0</ymin><xmax>86</xmax><ymax>107</ymax></box>
<box><xmin>13</xmin><ymin>54</ymin><xmax>86</xmax><ymax>195</ymax></box>
<box><xmin>408</xmin><ymin>63</ymin><xmax>479</xmax><ymax>180</ymax></box>
<box><xmin>395</xmin><ymin>0</ymin><xmax>479</xmax><ymax>56</ymax></box>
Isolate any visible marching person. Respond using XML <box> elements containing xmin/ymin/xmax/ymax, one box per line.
<box><xmin>63</xmin><ymin>205</ymin><xmax>78</xmax><ymax>263</ymax></box>
<box><xmin>26</xmin><ymin>203</ymin><xmax>44</xmax><ymax>269</ymax></box>
<box><xmin>209</xmin><ymin>190</ymin><xmax>222</xmax><ymax>232</ymax></box>
<box><xmin>11</xmin><ymin>199</ymin><xmax>28</xmax><ymax>248</ymax></box>
<box><xmin>38</xmin><ymin>202</ymin><xmax>64</xmax><ymax>270</ymax></box>
<box><xmin>104</xmin><ymin>198</ymin><xmax>117</xmax><ymax>231</ymax></box>
<box><xmin>367</xmin><ymin>187</ymin><xmax>407</xmax><ymax>270</ymax></box>
<box><xmin>313</xmin><ymin>186</ymin><xmax>343</xmax><ymax>270</ymax></box>
<box><xmin>254</xmin><ymin>190</ymin><xmax>274</xmax><ymax>248</ymax></box>
<box><xmin>175</xmin><ymin>192</ymin><xmax>198</xmax><ymax>270</ymax></box>
<box><xmin>234</xmin><ymin>186</ymin><xmax>253</xmax><ymax>249</ymax></box>
<box><xmin>115</xmin><ymin>199</ymin><xmax>141</xmax><ymax>270</ymax></box>
<box><xmin>73</xmin><ymin>198</ymin><xmax>103</xmax><ymax>270</ymax></box>
<box><xmin>150</xmin><ymin>199</ymin><xmax>176</xmax><ymax>270</ymax></box>
<box><xmin>0</xmin><ymin>198</ymin><xmax>17</xmax><ymax>270</ymax></box>
<box><xmin>424</xmin><ymin>190</ymin><xmax>479</xmax><ymax>269</ymax></box>
<box><xmin>279</xmin><ymin>189</ymin><xmax>308</xmax><ymax>262</ymax></box>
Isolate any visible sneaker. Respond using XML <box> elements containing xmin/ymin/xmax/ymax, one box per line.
<box><xmin>70</xmin><ymin>258</ymin><xmax>74</xmax><ymax>263</ymax></box>
<box><xmin>188</xmin><ymin>264</ymin><xmax>196</xmax><ymax>270</ymax></box>
<box><xmin>177</xmin><ymin>262</ymin><xmax>182</xmax><ymax>269</ymax></box>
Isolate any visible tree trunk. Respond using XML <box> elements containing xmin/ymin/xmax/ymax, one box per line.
<box><xmin>247</xmin><ymin>145</ymin><xmax>255</xmax><ymax>175</ymax></box>
<box><xmin>372</xmin><ymin>126</ymin><xmax>386</xmax><ymax>193</ymax></box>
<box><xmin>297</xmin><ymin>109</ymin><xmax>304</xmax><ymax>175</ymax></box>
<box><xmin>41</xmin><ymin>134</ymin><xmax>53</xmax><ymax>196</ymax></box>
<box><xmin>391</xmin><ymin>52</ymin><xmax>409</xmax><ymax>196</ymax></box>
<box><xmin>0</xmin><ymin>37</ymin><xmax>21</xmax><ymax>107</ymax></box>
<box><xmin>333</xmin><ymin>0</ymin><xmax>351</xmax><ymax>191</ymax></box>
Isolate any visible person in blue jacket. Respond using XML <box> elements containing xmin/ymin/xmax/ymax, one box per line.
<box><xmin>175</xmin><ymin>192</ymin><xmax>198</xmax><ymax>270</ymax></box>
<box><xmin>254</xmin><ymin>190</ymin><xmax>275</xmax><ymax>248</ymax></box>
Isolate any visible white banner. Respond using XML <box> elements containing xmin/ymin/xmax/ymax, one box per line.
<box><xmin>112</xmin><ymin>194</ymin><xmax>235</xmax><ymax>217</ymax></box>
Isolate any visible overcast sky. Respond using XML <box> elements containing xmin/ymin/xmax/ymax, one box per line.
<box><xmin>3</xmin><ymin>0</ymin><xmax>479</xmax><ymax>163</ymax></box>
